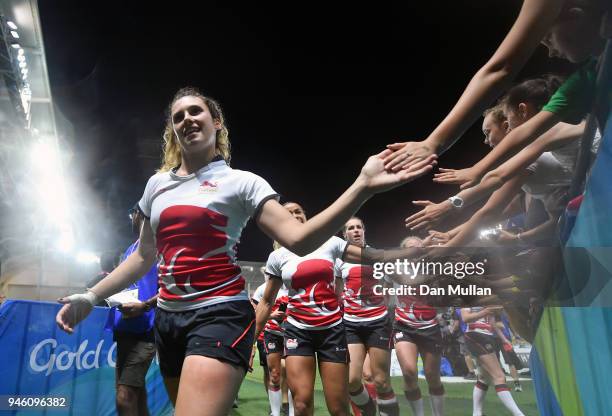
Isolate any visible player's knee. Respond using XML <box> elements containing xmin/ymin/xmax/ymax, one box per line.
<box><xmin>362</xmin><ymin>368</ymin><xmax>374</xmax><ymax>383</ymax></box>
<box><xmin>402</xmin><ymin>376</ymin><xmax>418</xmax><ymax>391</ymax></box>
<box><xmin>487</xmin><ymin>366</ymin><xmax>506</xmax><ymax>384</ymax></box>
<box><xmin>269</xmin><ymin>368</ymin><xmax>281</xmax><ymax>385</ymax></box>
<box><xmin>492</xmin><ymin>373</ymin><xmax>507</xmax><ymax>385</ymax></box>
<box><xmin>327</xmin><ymin>400</ymin><xmax>350</xmax><ymax>416</ymax></box>
<box><xmin>292</xmin><ymin>398</ymin><xmax>313</xmax><ymax>416</ymax></box>
<box><xmin>424</xmin><ymin>368</ymin><xmax>441</xmax><ymax>386</ymax></box>
<box><xmin>373</xmin><ymin>372</ymin><xmax>390</xmax><ymax>391</ymax></box>
<box><xmin>402</xmin><ymin>365</ymin><xmax>418</xmax><ymax>381</ymax></box>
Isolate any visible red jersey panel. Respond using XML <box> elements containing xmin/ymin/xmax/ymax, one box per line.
<box><xmin>336</xmin><ymin>261</ymin><xmax>387</xmax><ymax>322</ymax></box>
<box><xmin>139</xmin><ymin>159</ymin><xmax>278</xmax><ymax>311</ymax></box>
<box><xmin>395</xmin><ymin>290</ymin><xmax>437</xmax><ymax>329</ymax></box>
<box><xmin>266</xmin><ymin>237</ymin><xmax>346</xmax><ymax>330</ymax></box>
<box><xmin>464</xmin><ymin>307</ymin><xmax>494</xmax><ymax>336</ymax></box>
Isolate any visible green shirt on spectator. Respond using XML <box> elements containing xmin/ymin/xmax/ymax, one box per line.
<box><xmin>542</xmin><ymin>59</ymin><xmax>598</xmax><ymax>125</ymax></box>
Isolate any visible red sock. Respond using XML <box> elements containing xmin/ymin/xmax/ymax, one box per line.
<box><xmin>364</xmin><ymin>382</ymin><xmax>377</xmax><ymax>399</ymax></box>
<box><xmin>350</xmin><ymin>401</ymin><xmax>362</xmax><ymax>416</ymax></box>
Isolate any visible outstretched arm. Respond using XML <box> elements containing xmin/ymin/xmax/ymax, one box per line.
<box><xmin>383</xmin><ymin>0</ymin><xmax>564</xmax><ymax>170</ymax></box>
<box><xmin>406</xmin><ymin>119</ymin><xmax>580</xmax><ymax>231</ymax></box>
<box><xmin>444</xmin><ymin>174</ymin><xmax>528</xmax><ymax>248</ymax></box>
<box><xmin>433</xmin><ymin>111</ymin><xmax>561</xmax><ymax>188</ymax></box>
<box><xmin>257</xmin><ymin>151</ymin><xmax>436</xmax><ymax>256</ymax></box>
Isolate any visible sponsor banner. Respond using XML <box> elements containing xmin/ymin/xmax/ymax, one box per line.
<box><xmin>0</xmin><ymin>300</ymin><xmax>172</xmax><ymax>415</ymax></box>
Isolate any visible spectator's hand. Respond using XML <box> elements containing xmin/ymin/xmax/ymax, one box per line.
<box><xmin>497</xmin><ymin>230</ymin><xmax>519</xmax><ymax>244</ymax></box>
<box><xmin>56</xmin><ymin>292</ymin><xmax>98</xmax><ymax>334</ymax></box>
<box><xmin>384</xmin><ymin>141</ymin><xmax>436</xmax><ymax>171</ymax></box>
<box><xmin>405</xmin><ymin>200</ymin><xmax>452</xmax><ymax>230</ymax></box>
<box><xmin>118</xmin><ymin>302</ymin><xmax>147</xmax><ymax>318</ymax></box>
<box><xmin>358</xmin><ymin>150</ymin><xmax>437</xmax><ymax>194</ymax></box>
<box><xmin>433</xmin><ymin>167</ymin><xmax>480</xmax><ymax>189</ymax></box>
<box><xmin>427</xmin><ymin>230</ymin><xmax>452</xmax><ymax>245</ymax></box>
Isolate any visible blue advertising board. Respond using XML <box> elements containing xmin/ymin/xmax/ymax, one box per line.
<box><xmin>0</xmin><ymin>300</ymin><xmax>172</xmax><ymax>415</ymax></box>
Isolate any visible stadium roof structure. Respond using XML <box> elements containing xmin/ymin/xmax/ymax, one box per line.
<box><xmin>0</xmin><ymin>0</ymin><xmax>76</xmax><ymax>300</ymax></box>
<box><xmin>0</xmin><ymin>0</ymin><xmax>57</xmax><ymax>136</ymax></box>
<box><xmin>0</xmin><ymin>0</ymin><xmax>63</xmax><ymax>214</ymax></box>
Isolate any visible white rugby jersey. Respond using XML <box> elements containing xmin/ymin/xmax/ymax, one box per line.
<box><xmin>251</xmin><ymin>283</ymin><xmax>265</xmax><ymax>304</ymax></box>
<box><xmin>138</xmin><ymin>158</ymin><xmax>278</xmax><ymax>312</ymax></box>
<box><xmin>264</xmin><ymin>286</ymin><xmax>289</xmax><ymax>336</ymax></box>
<box><xmin>252</xmin><ymin>281</ymin><xmax>289</xmax><ymax>335</ymax></box>
<box><xmin>335</xmin><ymin>257</ymin><xmax>388</xmax><ymax>322</ymax></box>
<box><xmin>252</xmin><ymin>283</ymin><xmax>266</xmax><ymax>341</ymax></box>
<box><xmin>395</xmin><ymin>289</ymin><xmax>438</xmax><ymax>329</ymax></box>
<box><xmin>265</xmin><ymin>236</ymin><xmax>347</xmax><ymax>330</ymax></box>
<box><xmin>464</xmin><ymin>307</ymin><xmax>495</xmax><ymax>336</ymax></box>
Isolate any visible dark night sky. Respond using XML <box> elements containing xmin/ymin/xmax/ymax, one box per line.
<box><xmin>37</xmin><ymin>1</ymin><xmax>576</xmax><ymax>260</ymax></box>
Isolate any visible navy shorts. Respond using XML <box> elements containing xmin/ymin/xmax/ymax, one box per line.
<box><xmin>154</xmin><ymin>300</ymin><xmax>255</xmax><ymax>377</ymax></box>
<box><xmin>256</xmin><ymin>338</ymin><xmax>268</xmax><ymax>367</ymax></box>
<box><xmin>264</xmin><ymin>332</ymin><xmax>284</xmax><ymax>355</ymax></box>
<box><xmin>345</xmin><ymin>315</ymin><xmax>392</xmax><ymax>350</ymax></box>
<box><xmin>392</xmin><ymin>322</ymin><xmax>442</xmax><ymax>354</ymax></box>
<box><xmin>464</xmin><ymin>332</ymin><xmax>498</xmax><ymax>357</ymax></box>
<box><xmin>283</xmin><ymin>321</ymin><xmax>348</xmax><ymax>363</ymax></box>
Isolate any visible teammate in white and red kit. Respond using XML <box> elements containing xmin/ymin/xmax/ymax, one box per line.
<box><xmin>461</xmin><ymin>307</ymin><xmax>524</xmax><ymax>416</ymax></box>
<box><xmin>251</xmin><ymin>283</ymin><xmax>270</xmax><ymax>395</ymax></box>
<box><xmin>391</xmin><ymin>236</ymin><xmax>445</xmax><ymax>416</ymax></box>
<box><xmin>261</xmin><ymin>278</ymin><xmax>291</xmax><ymax>416</ymax></box>
<box><xmin>56</xmin><ymin>87</ymin><xmax>436</xmax><ymax>416</ymax></box>
<box><xmin>256</xmin><ymin>203</ymin><xmax>427</xmax><ymax>416</ymax></box>
<box><xmin>337</xmin><ymin>217</ymin><xmax>399</xmax><ymax>416</ymax></box>
<box><xmin>256</xmin><ymin>202</ymin><xmax>349</xmax><ymax>416</ymax></box>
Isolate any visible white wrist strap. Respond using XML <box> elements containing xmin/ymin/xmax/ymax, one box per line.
<box><xmin>66</xmin><ymin>290</ymin><xmax>99</xmax><ymax>306</ymax></box>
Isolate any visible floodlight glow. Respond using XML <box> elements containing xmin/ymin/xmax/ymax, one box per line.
<box><xmin>10</xmin><ymin>30</ymin><xmax>19</xmax><ymax>39</ymax></box>
<box><xmin>30</xmin><ymin>140</ymin><xmax>70</xmax><ymax>221</ymax></box>
<box><xmin>77</xmin><ymin>251</ymin><xmax>100</xmax><ymax>264</ymax></box>
<box><xmin>20</xmin><ymin>85</ymin><xmax>31</xmax><ymax>114</ymax></box>
<box><xmin>31</xmin><ymin>141</ymin><xmax>52</xmax><ymax>167</ymax></box>
<box><xmin>7</xmin><ymin>21</ymin><xmax>18</xmax><ymax>30</ymax></box>
<box><xmin>56</xmin><ymin>229</ymin><xmax>75</xmax><ymax>252</ymax></box>
<box><xmin>479</xmin><ymin>228</ymin><xmax>497</xmax><ymax>240</ymax></box>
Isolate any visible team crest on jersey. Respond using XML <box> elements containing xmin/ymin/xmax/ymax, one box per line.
<box><xmin>395</xmin><ymin>332</ymin><xmax>404</xmax><ymax>339</ymax></box>
<box><xmin>286</xmin><ymin>338</ymin><xmax>299</xmax><ymax>349</ymax></box>
<box><xmin>199</xmin><ymin>180</ymin><xmax>219</xmax><ymax>193</ymax></box>
<box><xmin>267</xmin><ymin>342</ymin><xmax>276</xmax><ymax>350</ymax></box>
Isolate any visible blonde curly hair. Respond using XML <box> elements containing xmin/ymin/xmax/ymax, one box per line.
<box><xmin>158</xmin><ymin>87</ymin><xmax>231</xmax><ymax>172</ymax></box>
